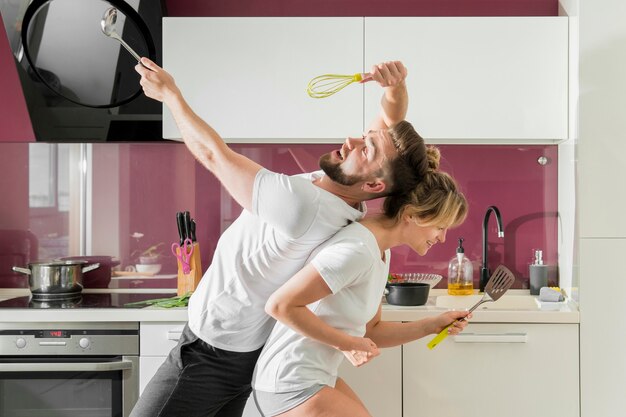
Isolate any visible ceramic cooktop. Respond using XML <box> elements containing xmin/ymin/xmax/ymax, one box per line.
<box><xmin>0</xmin><ymin>292</ymin><xmax>176</xmax><ymax>309</ymax></box>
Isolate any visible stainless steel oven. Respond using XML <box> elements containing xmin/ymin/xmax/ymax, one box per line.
<box><xmin>0</xmin><ymin>322</ymin><xmax>139</xmax><ymax>417</ymax></box>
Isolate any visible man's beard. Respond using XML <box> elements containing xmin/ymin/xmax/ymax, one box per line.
<box><xmin>319</xmin><ymin>153</ymin><xmax>362</xmax><ymax>186</ymax></box>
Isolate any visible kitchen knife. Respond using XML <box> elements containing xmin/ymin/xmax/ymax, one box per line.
<box><xmin>183</xmin><ymin>211</ymin><xmax>192</xmax><ymax>244</ymax></box>
<box><xmin>190</xmin><ymin>219</ymin><xmax>197</xmax><ymax>242</ymax></box>
<box><xmin>176</xmin><ymin>212</ymin><xmax>185</xmax><ymax>245</ymax></box>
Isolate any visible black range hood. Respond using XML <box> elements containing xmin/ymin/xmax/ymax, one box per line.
<box><xmin>1</xmin><ymin>0</ymin><xmax>166</xmax><ymax>142</ymax></box>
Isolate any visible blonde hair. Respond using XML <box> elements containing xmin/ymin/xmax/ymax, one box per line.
<box><xmin>382</xmin><ymin>146</ymin><xmax>468</xmax><ymax>228</ymax></box>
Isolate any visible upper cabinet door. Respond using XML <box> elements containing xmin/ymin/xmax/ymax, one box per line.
<box><xmin>365</xmin><ymin>17</ymin><xmax>568</xmax><ymax>143</ymax></box>
<box><xmin>163</xmin><ymin>18</ymin><xmax>364</xmax><ymax>143</ymax></box>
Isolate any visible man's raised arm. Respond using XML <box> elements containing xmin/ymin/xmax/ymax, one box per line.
<box><xmin>136</xmin><ymin>57</ymin><xmax>261</xmax><ymax>212</ymax></box>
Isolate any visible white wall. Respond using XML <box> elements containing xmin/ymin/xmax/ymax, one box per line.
<box><xmin>558</xmin><ymin>0</ymin><xmax>579</xmax><ymax>297</ymax></box>
<box><xmin>578</xmin><ymin>0</ymin><xmax>626</xmax><ymax>415</ymax></box>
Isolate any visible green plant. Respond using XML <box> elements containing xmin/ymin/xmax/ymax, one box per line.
<box><xmin>124</xmin><ymin>292</ymin><xmax>192</xmax><ymax>308</ymax></box>
<box><xmin>131</xmin><ymin>242</ymin><xmax>164</xmax><ymax>261</ymax></box>
<box><xmin>130</xmin><ymin>232</ymin><xmax>165</xmax><ymax>263</ymax></box>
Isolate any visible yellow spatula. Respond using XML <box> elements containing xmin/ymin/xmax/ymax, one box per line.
<box><xmin>427</xmin><ymin>265</ymin><xmax>515</xmax><ymax>350</ymax></box>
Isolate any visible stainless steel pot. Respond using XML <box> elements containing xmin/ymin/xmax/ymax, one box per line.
<box><xmin>12</xmin><ymin>261</ymin><xmax>100</xmax><ymax>297</ymax></box>
<box><xmin>60</xmin><ymin>256</ymin><xmax>119</xmax><ymax>288</ymax></box>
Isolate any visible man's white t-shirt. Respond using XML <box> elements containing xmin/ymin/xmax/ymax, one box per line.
<box><xmin>188</xmin><ymin>169</ymin><xmax>365</xmax><ymax>352</ymax></box>
<box><xmin>253</xmin><ymin>222</ymin><xmax>390</xmax><ymax>392</ymax></box>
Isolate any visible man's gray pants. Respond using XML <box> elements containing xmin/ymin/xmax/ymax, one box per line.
<box><xmin>130</xmin><ymin>324</ymin><xmax>263</xmax><ymax>417</ymax></box>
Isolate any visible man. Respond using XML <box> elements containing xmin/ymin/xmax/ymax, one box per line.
<box><xmin>131</xmin><ymin>58</ymin><xmax>427</xmax><ymax>417</ymax></box>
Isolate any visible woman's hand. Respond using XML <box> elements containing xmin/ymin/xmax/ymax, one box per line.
<box><xmin>430</xmin><ymin>310</ymin><xmax>472</xmax><ymax>335</ymax></box>
<box><xmin>340</xmin><ymin>336</ymin><xmax>380</xmax><ymax>367</ymax></box>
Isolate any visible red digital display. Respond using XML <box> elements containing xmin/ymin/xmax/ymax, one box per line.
<box><xmin>39</xmin><ymin>330</ymin><xmax>70</xmax><ymax>338</ymax></box>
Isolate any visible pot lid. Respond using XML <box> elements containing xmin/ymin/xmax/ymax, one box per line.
<box><xmin>28</xmin><ymin>260</ymin><xmax>89</xmax><ymax>266</ymax></box>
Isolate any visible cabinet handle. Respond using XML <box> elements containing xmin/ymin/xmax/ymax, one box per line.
<box><xmin>0</xmin><ymin>360</ymin><xmax>134</xmax><ymax>372</ymax></box>
<box><xmin>167</xmin><ymin>329</ymin><xmax>183</xmax><ymax>341</ymax></box>
<box><xmin>453</xmin><ymin>332</ymin><xmax>527</xmax><ymax>343</ymax></box>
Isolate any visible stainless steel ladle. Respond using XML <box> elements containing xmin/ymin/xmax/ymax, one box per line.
<box><xmin>100</xmin><ymin>7</ymin><xmax>141</xmax><ymax>63</ymax></box>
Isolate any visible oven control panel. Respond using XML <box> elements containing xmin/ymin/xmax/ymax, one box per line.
<box><xmin>15</xmin><ymin>337</ymin><xmax>27</xmax><ymax>349</ymax></box>
<box><xmin>0</xmin><ymin>325</ymin><xmax>138</xmax><ymax>355</ymax></box>
<box><xmin>79</xmin><ymin>337</ymin><xmax>91</xmax><ymax>348</ymax></box>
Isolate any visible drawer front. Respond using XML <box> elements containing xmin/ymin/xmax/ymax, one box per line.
<box><xmin>404</xmin><ymin>323</ymin><xmax>579</xmax><ymax>417</ymax></box>
<box><xmin>140</xmin><ymin>356</ymin><xmax>167</xmax><ymax>394</ymax></box>
<box><xmin>140</xmin><ymin>322</ymin><xmax>186</xmax><ymax>356</ymax></box>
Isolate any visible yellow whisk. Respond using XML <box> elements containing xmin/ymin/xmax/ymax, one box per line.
<box><xmin>306</xmin><ymin>72</ymin><xmax>373</xmax><ymax>99</ymax></box>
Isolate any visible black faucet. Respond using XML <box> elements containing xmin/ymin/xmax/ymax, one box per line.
<box><xmin>480</xmin><ymin>205</ymin><xmax>504</xmax><ymax>292</ymax></box>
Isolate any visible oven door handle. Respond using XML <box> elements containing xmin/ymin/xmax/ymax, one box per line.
<box><xmin>0</xmin><ymin>360</ymin><xmax>134</xmax><ymax>372</ymax></box>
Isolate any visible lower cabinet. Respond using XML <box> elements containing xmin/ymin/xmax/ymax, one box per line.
<box><xmin>139</xmin><ymin>322</ymin><xmax>262</xmax><ymax>417</ymax></box>
<box><xmin>139</xmin><ymin>321</ymin><xmax>400</xmax><ymax>417</ymax></box>
<box><xmin>139</xmin><ymin>322</ymin><xmax>185</xmax><ymax>394</ymax></box>
<box><xmin>403</xmin><ymin>323</ymin><xmax>579</xmax><ymax>417</ymax></box>
<box><xmin>338</xmin><ymin>345</ymin><xmax>402</xmax><ymax>417</ymax></box>
<box><xmin>243</xmin><ymin>345</ymin><xmax>402</xmax><ymax>417</ymax></box>
<box><xmin>140</xmin><ymin>322</ymin><xmax>579</xmax><ymax>417</ymax></box>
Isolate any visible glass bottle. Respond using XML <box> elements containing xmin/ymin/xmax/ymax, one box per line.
<box><xmin>447</xmin><ymin>238</ymin><xmax>474</xmax><ymax>295</ymax></box>
<box><xmin>529</xmin><ymin>249</ymin><xmax>548</xmax><ymax>295</ymax></box>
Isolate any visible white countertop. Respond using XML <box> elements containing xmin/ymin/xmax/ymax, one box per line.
<box><xmin>382</xmin><ymin>289</ymin><xmax>579</xmax><ymax>323</ymax></box>
<box><xmin>0</xmin><ymin>289</ymin><xmax>579</xmax><ymax>324</ymax></box>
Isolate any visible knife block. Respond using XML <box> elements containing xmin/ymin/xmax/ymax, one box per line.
<box><xmin>175</xmin><ymin>242</ymin><xmax>202</xmax><ymax>296</ymax></box>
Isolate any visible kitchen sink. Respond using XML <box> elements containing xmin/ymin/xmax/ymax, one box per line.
<box><xmin>435</xmin><ymin>295</ymin><xmax>541</xmax><ymax>311</ymax></box>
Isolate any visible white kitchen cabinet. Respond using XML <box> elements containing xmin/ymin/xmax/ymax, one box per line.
<box><xmin>139</xmin><ymin>356</ymin><xmax>170</xmax><ymax>394</ymax></box>
<box><xmin>139</xmin><ymin>321</ymin><xmax>263</xmax><ymax>416</ymax></box>
<box><xmin>579</xmin><ymin>239</ymin><xmax>626</xmax><ymax>417</ymax></box>
<box><xmin>138</xmin><ymin>322</ymin><xmax>400</xmax><ymax>416</ymax></box>
<box><xmin>140</xmin><ymin>321</ymin><xmax>579</xmax><ymax>417</ymax></box>
<box><xmin>163</xmin><ymin>17</ymin><xmax>567</xmax><ymax>144</ymax></box>
<box><xmin>403</xmin><ymin>323</ymin><xmax>579</xmax><ymax>417</ymax></box>
<box><xmin>244</xmin><ymin>345</ymin><xmax>402</xmax><ymax>417</ymax></box>
<box><xmin>139</xmin><ymin>322</ymin><xmax>185</xmax><ymax>393</ymax></box>
<box><xmin>338</xmin><ymin>346</ymin><xmax>402</xmax><ymax>417</ymax></box>
<box><xmin>365</xmin><ymin>17</ymin><xmax>569</xmax><ymax>143</ymax></box>
<box><xmin>163</xmin><ymin>18</ymin><xmax>364</xmax><ymax>142</ymax></box>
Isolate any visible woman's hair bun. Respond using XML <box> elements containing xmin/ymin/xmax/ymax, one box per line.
<box><xmin>426</xmin><ymin>146</ymin><xmax>441</xmax><ymax>172</ymax></box>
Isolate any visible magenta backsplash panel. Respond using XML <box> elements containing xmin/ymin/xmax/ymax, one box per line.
<box><xmin>214</xmin><ymin>144</ymin><xmax>559</xmax><ymax>290</ymax></box>
<box><xmin>0</xmin><ymin>143</ymin><xmax>557</xmax><ymax>290</ymax></box>
<box><xmin>165</xmin><ymin>0</ymin><xmax>558</xmax><ymax>17</ymax></box>
<box><xmin>195</xmin><ymin>143</ymin><xmax>557</xmax><ymax>290</ymax></box>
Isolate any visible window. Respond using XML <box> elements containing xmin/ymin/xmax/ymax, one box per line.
<box><xmin>28</xmin><ymin>143</ymin><xmax>69</xmax><ymax>211</ymax></box>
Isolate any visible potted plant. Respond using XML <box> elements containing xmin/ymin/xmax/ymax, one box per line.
<box><xmin>130</xmin><ymin>233</ymin><xmax>165</xmax><ymax>271</ymax></box>
<box><xmin>135</xmin><ymin>243</ymin><xmax>165</xmax><ymax>265</ymax></box>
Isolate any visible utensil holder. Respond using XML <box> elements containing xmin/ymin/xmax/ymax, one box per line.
<box><xmin>175</xmin><ymin>243</ymin><xmax>202</xmax><ymax>296</ymax></box>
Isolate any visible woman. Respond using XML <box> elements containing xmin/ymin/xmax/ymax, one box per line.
<box><xmin>252</xmin><ymin>146</ymin><xmax>470</xmax><ymax>417</ymax></box>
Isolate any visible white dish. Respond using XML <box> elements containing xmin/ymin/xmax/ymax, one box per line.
<box><xmin>111</xmin><ymin>273</ymin><xmax>177</xmax><ymax>280</ymax></box>
<box><xmin>135</xmin><ymin>264</ymin><xmax>162</xmax><ymax>274</ymax></box>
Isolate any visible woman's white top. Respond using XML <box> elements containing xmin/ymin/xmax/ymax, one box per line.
<box><xmin>253</xmin><ymin>222</ymin><xmax>390</xmax><ymax>392</ymax></box>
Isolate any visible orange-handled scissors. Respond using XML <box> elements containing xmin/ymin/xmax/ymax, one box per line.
<box><xmin>171</xmin><ymin>238</ymin><xmax>194</xmax><ymax>274</ymax></box>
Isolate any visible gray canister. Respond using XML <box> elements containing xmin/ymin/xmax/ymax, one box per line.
<box><xmin>529</xmin><ymin>250</ymin><xmax>548</xmax><ymax>295</ymax></box>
